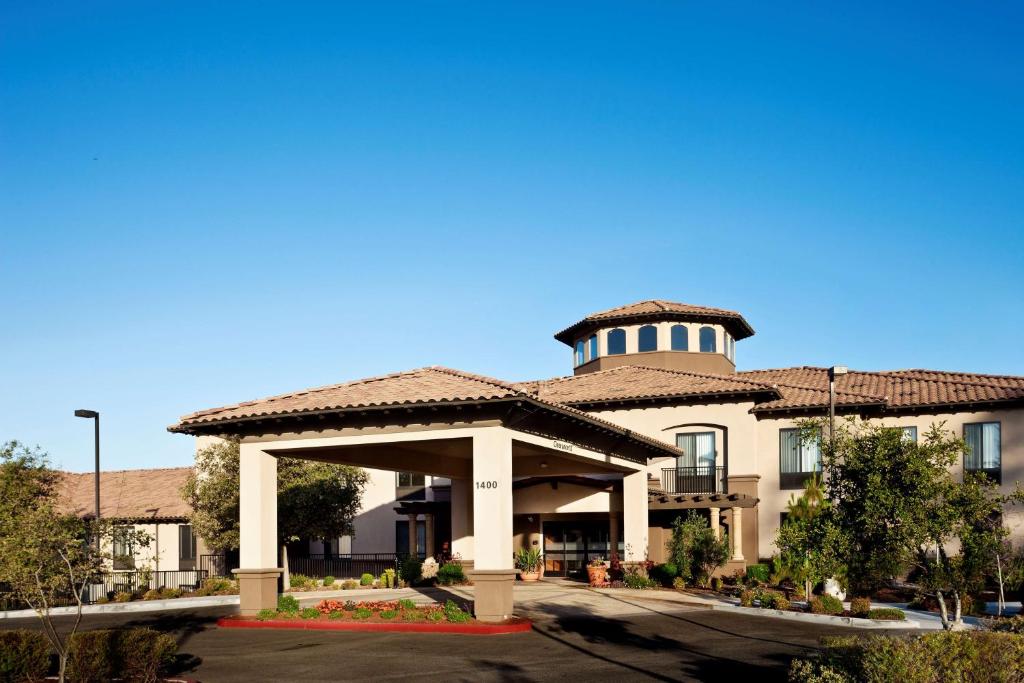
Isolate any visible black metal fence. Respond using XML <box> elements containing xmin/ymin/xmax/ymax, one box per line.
<box><xmin>199</xmin><ymin>553</ymin><xmax>237</xmax><ymax>578</ymax></box>
<box><xmin>287</xmin><ymin>553</ymin><xmax>403</xmax><ymax>579</ymax></box>
<box><xmin>661</xmin><ymin>466</ymin><xmax>727</xmax><ymax>495</ymax></box>
<box><xmin>1</xmin><ymin>570</ymin><xmax>209</xmax><ymax>611</ymax></box>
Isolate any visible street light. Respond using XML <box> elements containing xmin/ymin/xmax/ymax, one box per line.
<box><xmin>74</xmin><ymin>409</ymin><xmax>100</xmax><ymax>551</ymax></box>
<box><xmin>827</xmin><ymin>366</ymin><xmax>848</xmax><ymax>445</ymax></box>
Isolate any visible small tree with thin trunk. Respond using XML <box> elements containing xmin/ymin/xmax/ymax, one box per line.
<box><xmin>0</xmin><ymin>442</ymin><xmax>148</xmax><ymax>682</ymax></box>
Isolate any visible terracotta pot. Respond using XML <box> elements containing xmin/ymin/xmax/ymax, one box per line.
<box><xmin>587</xmin><ymin>565</ymin><xmax>608</xmax><ymax>586</ymax></box>
<box><xmin>519</xmin><ymin>570</ymin><xmax>541</xmax><ymax>582</ymax></box>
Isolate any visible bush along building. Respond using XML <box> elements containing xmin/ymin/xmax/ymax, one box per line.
<box><xmin>171</xmin><ymin>300</ymin><xmax>1024</xmax><ymax>619</ymax></box>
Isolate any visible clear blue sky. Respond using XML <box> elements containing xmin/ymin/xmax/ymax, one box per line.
<box><xmin>2</xmin><ymin>2</ymin><xmax>1022</xmax><ymax>472</ymax></box>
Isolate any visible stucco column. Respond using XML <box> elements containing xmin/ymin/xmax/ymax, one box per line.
<box><xmin>709</xmin><ymin>507</ymin><xmax>720</xmax><ymax>540</ymax></box>
<box><xmin>623</xmin><ymin>470</ymin><xmax>648</xmax><ymax>562</ymax></box>
<box><xmin>450</xmin><ymin>478</ymin><xmax>474</xmax><ymax>564</ymax></box>
<box><xmin>424</xmin><ymin>513</ymin><xmax>435</xmax><ymax>559</ymax></box>
<box><xmin>467</xmin><ymin>429</ymin><xmax>515</xmax><ymax>622</ymax></box>
<box><xmin>407</xmin><ymin>514</ymin><xmax>418</xmax><ymax>558</ymax></box>
<box><xmin>608</xmin><ymin>512</ymin><xmax>620</xmax><ymax>560</ymax></box>
<box><xmin>730</xmin><ymin>507</ymin><xmax>745</xmax><ymax>561</ymax></box>
<box><xmin>233</xmin><ymin>443</ymin><xmax>281</xmax><ymax>615</ymax></box>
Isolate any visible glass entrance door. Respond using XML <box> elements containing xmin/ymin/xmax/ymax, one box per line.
<box><xmin>543</xmin><ymin>521</ymin><xmax>619</xmax><ymax>578</ymax></box>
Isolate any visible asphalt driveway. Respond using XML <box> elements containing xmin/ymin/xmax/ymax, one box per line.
<box><xmin>1</xmin><ymin>586</ymin><xmax>880</xmax><ymax>682</ymax></box>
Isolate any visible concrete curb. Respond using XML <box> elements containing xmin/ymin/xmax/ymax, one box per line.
<box><xmin>217</xmin><ymin>615</ymin><xmax>532</xmax><ymax>635</ymax></box>
<box><xmin>0</xmin><ymin>594</ymin><xmax>240</xmax><ymax>620</ymax></box>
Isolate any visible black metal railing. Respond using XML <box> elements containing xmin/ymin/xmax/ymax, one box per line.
<box><xmin>1</xmin><ymin>570</ymin><xmax>209</xmax><ymax>611</ymax></box>
<box><xmin>661</xmin><ymin>466</ymin><xmax>727</xmax><ymax>495</ymax></box>
<box><xmin>286</xmin><ymin>553</ymin><xmax>412</xmax><ymax>580</ymax></box>
<box><xmin>199</xmin><ymin>553</ymin><xmax>237</xmax><ymax>578</ymax></box>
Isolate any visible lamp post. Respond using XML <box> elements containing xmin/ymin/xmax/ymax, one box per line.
<box><xmin>74</xmin><ymin>409</ymin><xmax>100</xmax><ymax>551</ymax></box>
<box><xmin>827</xmin><ymin>366</ymin><xmax>848</xmax><ymax>445</ymax></box>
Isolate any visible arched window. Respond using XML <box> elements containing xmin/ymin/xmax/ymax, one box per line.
<box><xmin>670</xmin><ymin>325</ymin><xmax>688</xmax><ymax>351</ymax></box>
<box><xmin>724</xmin><ymin>332</ymin><xmax>733</xmax><ymax>361</ymax></box>
<box><xmin>699</xmin><ymin>326</ymin><xmax>716</xmax><ymax>353</ymax></box>
<box><xmin>588</xmin><ymin>334</ymin><xmax>598</xmax><ymax>361</ymax></box>
<box><xmin>575</xmin><ymin>340</ymin><xmax>585</xmax><ymax>366</ymax></box>
<box><xmin>607</xmin><ymin>328</ymin><xmax>626</xmax><ymax>355</ymax></box>
<box><xmin>638</xmin><ymin>325</ymin><xmax>658</xmax><ymax>352</ymax></box>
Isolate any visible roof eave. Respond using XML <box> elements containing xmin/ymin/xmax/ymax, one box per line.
<box><xmin>554</xmin><ymin>311</ymin><xmax>755</xmax><ymax>346</ymax></box>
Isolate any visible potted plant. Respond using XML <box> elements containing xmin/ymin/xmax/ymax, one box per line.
<box><xmin>587</xmin><ymin>557</ymin><xmax>608</xmax><ymax>586</ymax></box>
<box><xmin>515</xmin><ymin>547</ymin><xmax>543</xmax><ymax>582</ymax></box>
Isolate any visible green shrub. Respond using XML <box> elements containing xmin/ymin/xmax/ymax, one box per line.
<box><xmin>379</xmin><ymin>610</ymin><xmax>398</xmax><ymax>620</ymax></box>
<box><xmin>623</xmin><ymin>568</ymin><xmax>658</xmax><ymax>589</ymax></box>
<box><xmin>402</xmin><ymin>609</ymin><xmax>425</xmax><ymax>621</ymax></box>
<box><xmin>739</xmin><ymin>589</ymin><xmax>755</xmax><ymax>607</ymax></box>
<box><xmin>353</xmin><ymin>608</ymin><xmax>372</xmax><ymax>619</ymax></box>
<box><xmin>990</xmin><ymin>615</ymin><xmax>1024</xmax><ymax>633</ymax></box>
<box><xmin>649</xmin><ymin>563</ymin><xmax>678</xmax><ymax>586</ymax></box>
<box><xmin>289</xmin><ymin>573</ymin><xmax>312</xmax><ymax>590</ymax></box>
<box><xmin>443</xmin><ymin>600</ymin><xmax>472</xmax><ymax>623</ymax></box>
<box><xmin>277</xmin><ymin>595</ymin><xmax>300</xmax><ymax>613</ymax></box>
<box><xmin>427</xmin><ymin>610</ymin><xmax>444</xmax><ymax>622</ymax></box>
<box><xmin>867</xmin><ymin>608</ymin><xmax>905</xmax><ymax>621</ymax></box>
<box><xmin>300</xmin><ymin>607</ymin><xmax>320</xmax><ymax>620</ymax></box>
<box><xmin>328</xmin><ymin>610</ymin><xmax>345</xmax><ymax>620</ymax></box>
<box><xmin>398</xmin><ymin>598</ymin><xmax>417</xmax><ymax>610</ymax></box>
<box><xmin>359</xmin><ymin>573</ymin><xmax>375</xmax><ymax>586</ymax></box>
<box><xmin>322</xmin><ymin>575</ymin><xmax>335</xmax><ymax>587</ymax></box>
<box><xmin>710</xmin><ymin>576</ymin><xmax>723</xmax><ymax>592</ymax></box>
<box><xmin>810</xmin><ymin>594</ymin><xmax>844</xmax><ymax>615</ymax></box>
<box><xmin>67</xmin><ymin>628</ymin><xmax>177</xmax><ymax>683</ymax></box>
<box><xmin>437</xmin><ymin>561</ymin><xmax>466</xmax><ymax>586</ymax></box>
<box><xmin>113</xmin><ymin>591</ymin><xmax>133</xmax><ymax>603</ymax></box>
<box><xmin>759</xmin><ymin>590</ymin><xmax>790</xmax><ymax>610</ymax></box>
<box><xmin>672</xmin><ymin>576</ymin><xmax>686</xmax><ymax>590</ymax></box>
<box><xmin>849</xmin><ymin>597</ymin><xmax>870</xmax><ymax>618</ymax></box>
<box><xmin>744</xmin><ymin>563</ymin><xmax>770</xmax><ymax>583</ymax></box>
<box><xmin>193</xmin><ymin>577</ymin><xmax>237</xmax><ymax>596</ymax></box>
<box><xmin>0</xmin><ymin>629</ymin><xmax>50</xmax><ymax>683</ymax></box>
<box><xmin>256</xmin><ymin>609</ymin><xmax>277</xmax><ymax>621</ymax></box>
<box><xmin>790</xmin><ymin>631</ymin><xmax>1024</xmax><ymax>682</ymax></box>
<box><xmin>341</xmin><ymin>580</ymin><xmax>359</xmax><ymax>590</ymax></box>
<box><xmin>380</xmin><ymin>568</ymin><xmax>397</xmax><ymax>589</ymax></box>
<box><xmin>400</xmin><ymin>557</ymin><xmax>423</xmax><ymax>584</ymax></box>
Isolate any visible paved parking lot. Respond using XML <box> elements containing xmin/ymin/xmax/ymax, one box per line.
<box><xmin>1</xmin><ymin>584</ymin><xmax>881</xmax><ymax>682</ymax></box>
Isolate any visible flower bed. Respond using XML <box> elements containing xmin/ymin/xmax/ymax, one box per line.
<box><xmin>217</xmin><ymin>597</ymin><xmax>531</xmax><ymax>635</ymax></box>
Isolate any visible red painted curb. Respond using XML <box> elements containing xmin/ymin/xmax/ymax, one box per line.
<box><xmin>216</xmin><ymin>616</ymin><xmax>532</xmax><ymax>635</ymax></box>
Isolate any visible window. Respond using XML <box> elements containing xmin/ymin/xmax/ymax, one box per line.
<box><xmin>699</xmin><ymin>326</ymin><xmax>716</xmax><ymax>353</ymax></box>
<box><xmin>607</xmin><ymin>328</ymin><xmax>626</xmax><ymax>355</ymax></box>
<box><xmin>112</xmin><ymin>526</ymin><xmax>135</xmax><ymax>570</ymax></box>
<box><xmin>964</xmin><ymin>422</ymin><xmax>1001</xmax><ymax>481</ymax></box>
<box><xmin>395</xmin><ymin>520</ymin><xmax>426</xmax><ymax>558</ymax></box>
<box><xmin>575</xmin><ymin>340</ymin><xmax>585</xmax><ymax>366</ymax></box>
<box><xmin>779</xmin><ymin>428</ymin><xmax>821</xmax><ymax>489</ymax></box>
<box><xmin>587</xmin><ymin>334</ymin><xmax>598</xmax><ymax>361</ymax></box>
<box><xmin>396</xmin><ymin>472</ymin><xmax>426</xmax><ymax>501</ymax></box>
<box><xmin>670</xmin><ymin>325</ymin><xmax>688</xmax><ymax>351</ymax></box>
<box><xmin>901</xmin><ymin>426</ymin><xmax>918</xmax><ymax>443</ymax></box>
<box><xmin>179</xmin><ymin>525</ymin><xmax>197</xmax><ymax>562</ymax></box>
<box><xmin>724</xmin><ymin>333</ymin><xmax>734</xmax><ymax>361</ymax></box>
<box><xmin>676</xmin><ymin>432</ymin><xmax>717</xmax><ymax>470</ymax></box>
<box><xmin>638</xmin><ymin>325</ymin><xmax>658</xmax><ymax>352</ymax></box>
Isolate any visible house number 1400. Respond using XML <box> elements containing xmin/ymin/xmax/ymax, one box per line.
<box><xmin>475</xmin><ymin>480</ymin><xmax>499</xmax><ymax>490</ymax></box>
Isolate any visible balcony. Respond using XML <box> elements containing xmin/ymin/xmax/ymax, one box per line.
<box><xmin>660</xmin><ymin>466</ymin><xmax>727</xmax><ymax>495</ymax></box>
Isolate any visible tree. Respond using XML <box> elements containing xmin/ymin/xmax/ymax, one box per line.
<box><xmin>0</xmin><ymin>442</ymin><xmax>148</xmax><ymax>682</ymax></box>
<box><xmin>774</xmin><ymin>475</ymin><xmax>847</xmax><ymax>600</ymax></box>
<box><xmin>181</xmin><ymin>438</ymin><xmax>368</xmax><ymax>586</ymax></box>
<box><xmin>666</xmin><ymin>512</ymin><xmax>729</xmax><ymax>587</ymax></box>
<box><xmin>810</xmin><ymin>420</ymin><xmax>1022</xmax><ymax>629</ymax></box>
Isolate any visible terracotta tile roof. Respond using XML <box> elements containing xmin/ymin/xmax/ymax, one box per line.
<box><xmin>170</xmin><ymin>366</ymin><xmax>685</xmax><ymax>460</ymax></box>
<box><xmin>515</xmin><ymin>365</ymin><xmax>779</xmax><ymax>406</ymax></box>
<box><xmin>554</xmin><ymin>299</ymin><xmax>755</xmax><ymax>345</ymax></box>
<box><xmin>57</xmin><ymin>467</ymin><xmax>193</xmax><ymax>521</ymax></box>
<box><xmin>739</xmin><ymin>366</ymin><xmax>1024</xmax><ymax>414</ymax></box>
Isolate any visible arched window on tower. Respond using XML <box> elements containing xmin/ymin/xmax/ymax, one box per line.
<box><xmin>588</xmin><ymin>334</ymin><xmax>598</xmax><ymax>361</ymax></box>
<box><xmin>699</xmin><ymin>326</ymin><xmax>717</xmax><ymax>353</ymax></box>
<box><xmin>670</xmin><ymin>325</ymin><xmax>688</xmax><ymax>351</ymax></box>
<box><xmin>575</xmin><ymin>340</ymin><xmax>585</xmax><ymax>366</ymax></box>
<box><xmin>638</xmin><ymin>325</ymin><xmax>658</xmax><ymax>352</ymax></box>
<box><xmin>607</xmin><ymin>328</ymin><xmax>626</xmax><ymax>355</ymax></box>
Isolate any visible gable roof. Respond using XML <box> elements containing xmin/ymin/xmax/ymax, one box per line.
<box><xmin>515</xmin><ymin>365</ymin><xmax>780</xmax><ymax>407</ymax></box>
<box><xmin>554</xmin><ymin>299</ymin><xmax>755</xmax><ymax>345</ymax></box>
<box><xmin>57</xmin><ymin>467</ymin><xmax>193</xmax><ymax>522</ymax></box>
<box><xmin>169</xmin><ymin>366</ymin><xmax>685</xmax><ymax>462</ymax></box>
